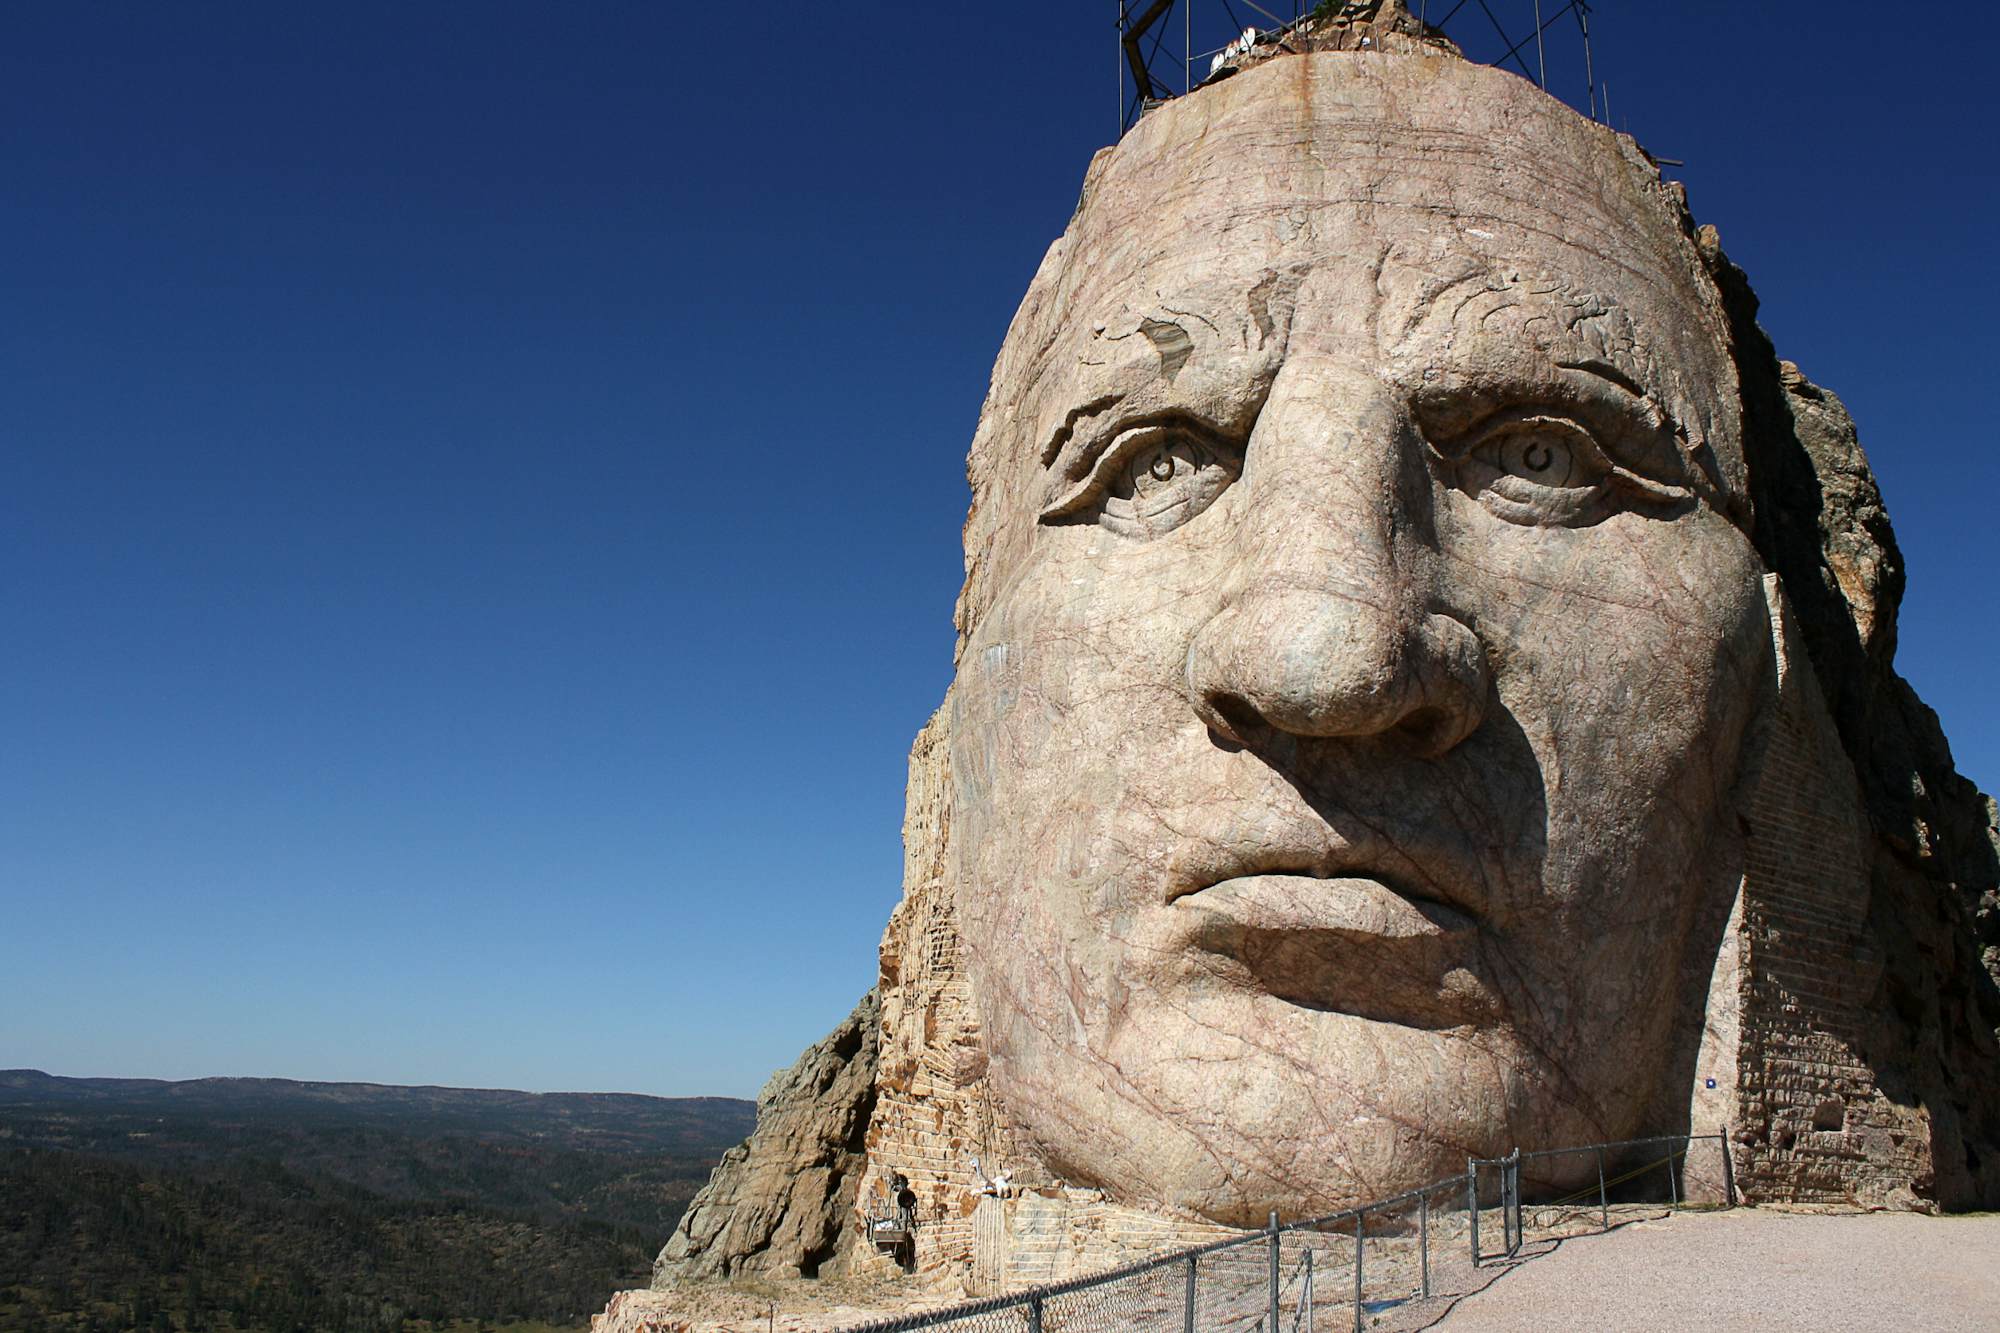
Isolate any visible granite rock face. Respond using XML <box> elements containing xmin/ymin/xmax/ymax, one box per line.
<box><xmin>854</xmin><ymin>38</ymin><xmax>2000</xmax><ymax>1289</ymax></box>
<box><xmin>940</xmin><ymin>40</ymin><xmax>1778</xmax><ymax>1232</ymax></box>
<box><xmin>652</xmin><ymin>991</ymin><xmax>878</xmax><ymax>1284</ymax></box>
<box><xmin>1699</xmin><ymin>237</ymin><xmax>2000</xmax><ymax>1207</ymax></box>
<box><xmin>639</xmin><ymin>10</ymin><xmax>1999</xmax><ymax>1311</ymax></box>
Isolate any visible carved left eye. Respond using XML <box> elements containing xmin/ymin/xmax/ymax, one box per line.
<box><xmin>1481</xmin><ymin>419</ymin><xmax>1596</xmax><ymax>490</ymax></box>
<box><xmin>1423</xmin><ymin>397</ymin><xmax>1701</xmax><ymax>530</ymax></box>
<box><xmin>1446</xmin><ymin>414</ymin><xmax>1628</xmax><ymax>527</ymax></box>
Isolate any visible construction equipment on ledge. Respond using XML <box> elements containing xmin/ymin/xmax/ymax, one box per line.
<box><xmin>1116</xmin><ymin>1</ymin><xmax>1602</xmax><ymax>135</ymax></box>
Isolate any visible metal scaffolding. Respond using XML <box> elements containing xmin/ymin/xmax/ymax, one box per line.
<box><xmin>1116</xmin><ymin>1</ymin><xmax>1601</xmax><ymax>135</ymax></box>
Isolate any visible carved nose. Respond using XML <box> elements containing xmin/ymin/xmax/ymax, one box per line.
<box><xmin>1186</xmin><ymin>590</ymin><xmax>1489</xmax><ymax>757</ymax></box>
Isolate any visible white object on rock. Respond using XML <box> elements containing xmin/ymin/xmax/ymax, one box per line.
<box><xmin>1209</xmin><ymin>27</ymin><xmax>1258</xmax><ymax>77</ymax></box>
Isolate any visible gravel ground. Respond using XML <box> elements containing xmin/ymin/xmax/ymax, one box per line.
<box><xmin>1429</xmin><ymin>1208</ymin><xmax>2000</xmax><ymax>1331</ymax></box>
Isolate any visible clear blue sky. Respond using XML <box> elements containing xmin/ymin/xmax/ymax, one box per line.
<box><xmin>4</xmin><ymin>3</ymin><xmax>1995</xmax><ymax>1099</ymax></box>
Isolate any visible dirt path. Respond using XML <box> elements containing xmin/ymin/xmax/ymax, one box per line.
<box><xmin>1429</xmin><ymin>1209</ymin><xmax>2000</xmax><ymax>1331</ymax></box>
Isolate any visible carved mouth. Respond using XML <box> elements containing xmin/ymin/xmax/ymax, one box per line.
<box><xmin>1165</xmin><ymin>844</ymin><xmax>1485</xmax><ymax>921</ymax></box>
<box><xmin>1170</xmin><ymin>873</ymin><xmax>1493</xmax><ymax>1028</ymax></box>
<box><xmin>1174</xmin><ymin>870</ymin><xmax>1474</xmax><ymax>930</ymax></box>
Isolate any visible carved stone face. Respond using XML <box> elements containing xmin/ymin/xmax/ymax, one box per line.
<box><xmin>946</xmin><ymin>56</ymin><xmax>1775</xmax><ymax>1225</ymax></box>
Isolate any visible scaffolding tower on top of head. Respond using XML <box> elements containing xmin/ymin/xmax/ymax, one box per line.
<box><xmin>1116</xmin><ymin>1</ymin><xmax>1601</xmax><ymax>136</ymax></box>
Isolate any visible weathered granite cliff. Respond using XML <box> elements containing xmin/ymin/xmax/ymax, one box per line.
<box><xmin>625</xmin><ymin>4</ymin><xmax>1999</xmax><ymax>1324</ymax></box>
<box><xmin>653</xmin><ymin>991</ymin><xmax>878</xmax><ymax>1283</ymax></box>
<box><xmin>1699</xmin><ymin>237</ymin><xmax>2000</xmax><ymax>1207</ymax></box>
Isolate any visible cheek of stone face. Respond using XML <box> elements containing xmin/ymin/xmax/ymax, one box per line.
<box><xmin>1446</xmin><ymin>503</ymin><xmax>1768</xmax><ymax>905</ymax></box>
<box><xmin>1424</xmin><ymin>505</ymin><xmax>1770</xmax><ymax>1127</ymax></box>
<box><xmin>950</xmin><ymin>541</ymin><xmax>1249</xmax><ymax>1103</ymax></box>
<box><xmin>954</xmin><ymin>548</ymin><xmax>1208</xmax><ymax>921</ymax></box>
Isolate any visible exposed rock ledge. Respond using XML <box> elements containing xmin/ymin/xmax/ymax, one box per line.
<box><xmin>651</xmin><ymin>990</ymin><xmax>879</xmax><ymax>1285</ymax></box>
<box><xmin>594</xmin><ymin>1277</ymin><xmax>963</xmax><ymax>1333</ymax></box>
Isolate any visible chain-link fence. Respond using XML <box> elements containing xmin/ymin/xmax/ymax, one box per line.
<box><xmin>839</xmin><ymin>1132</ymin><xmax>1731</xmax><ymax>1333</ymax></box>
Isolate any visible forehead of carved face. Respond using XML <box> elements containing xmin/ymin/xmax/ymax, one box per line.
<box><xmin>964</xmin><ymin>57</ymin><xmax>1746</xmax><ymax>603</ymax></box>
<box><xmin>948</xmin><ymin>55</ymin><xmax>1770</xmax><ymax>1224</ymax></box>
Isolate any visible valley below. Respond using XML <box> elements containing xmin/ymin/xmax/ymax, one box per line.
<box><xmin>0</xmin><ymin>1068</ymin><xmax>754</xmax><ymax>1331</ymax></box>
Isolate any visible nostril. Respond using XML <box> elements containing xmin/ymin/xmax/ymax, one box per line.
<box><xmin>1188</xmin><ymin>602</ymin><xmax>1487</xmax><ymax>752</ymax></box>
<box><xmin>1396</xmin><ymin>706</ymin><xmax>1443</xmax><ymax>747</ymax></box>
<box><xmin>1394</xmin><ymin>702</ymin><xmax>1478</xmax><ymax>758</ymax></box>
<box><xmin>1206</xmin><ymin>692</ymin><xmax>1268</xmax><ymax>744</ymax></box>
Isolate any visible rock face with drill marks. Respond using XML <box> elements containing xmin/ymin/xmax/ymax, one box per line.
<box><xmin>639</xmin><ymin>17</ymin><xmax>2000</xmax><ymax>1316</ymax></box>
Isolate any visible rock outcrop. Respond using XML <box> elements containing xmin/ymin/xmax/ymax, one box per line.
<box><xmin>652</xmin><ymin>990</ymin><xmax>878</xmax><ymax>1283</ymax></box>
<box><xmin>632</xmin><ymin>9</ymin><xmax>2000</xmax><ymax>1322</ymax></box>
<box><xmin>1699</xmin><ymin>234</ymin><xmax>2000</xmax><ymax>1206</ymax></box>
<box><xmin>858</xmin><ymin>37</ymin><xmax>2000</xmax><ymax>1290</ymax></box>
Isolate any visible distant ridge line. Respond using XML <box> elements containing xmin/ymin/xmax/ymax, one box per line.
<box><xmin>1</xmin><ymin>1067</ymin><xmax>752</xmax><ymax>1106</ymax></box>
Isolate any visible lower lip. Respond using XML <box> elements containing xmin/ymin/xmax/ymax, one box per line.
<box><xmin>1171</xmin><ymin>874</ymin><xmax>1486</xmax><ymax>1024</ymax></box>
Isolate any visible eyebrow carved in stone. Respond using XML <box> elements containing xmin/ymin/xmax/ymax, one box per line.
<box><xmin>1409</xmin><ymin>279</ymin><xmax>1663</xmax><ymax>403</ymax></box>
<box><xmin>1038</xmin><ymin>394</ymin><xmax>1125</xmax><ymax>469</ymax></box>
<box><xmin>1556</xmin><ymin>358</ymin><xmax>1648</xmax><ymax>398</ymax></box>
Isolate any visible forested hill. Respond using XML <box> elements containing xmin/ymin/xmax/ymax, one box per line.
<box><xmin>0</xmin><ymin>1069</ymin><xmax>752</xmax><ymax>1155</ymax></box>
<box><xmin>0</xmin><ymin>1069</ymin><xmax>755</xmax><ymax>1330</ymax></box>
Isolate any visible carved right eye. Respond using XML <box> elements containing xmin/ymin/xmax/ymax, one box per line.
<box><xmin>1438</xmin><ymin>409</ymin><xmax>1693</xmax><ymax>529</ymax></box>
<box><xmin>1042</xmin><ymin>420</ymin><xmax>1243</xmax><ymax>539</ymax></box>
<box><xmin>1488</xmin><ymin>421</ymin><xmax>1587</xmax><ymax>487</ymax></box>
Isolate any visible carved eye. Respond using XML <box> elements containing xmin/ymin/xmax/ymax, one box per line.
<box><xmin>1421</xmin><ymin>391</ymin><xmax>1702</xmax><ymax>529</ymax></box>
<box><xmin>1485</xmin><ymin>421</ymin><xmax>1590</xmax><ymax>489</ymax></box>
<box><xmin>1041</xmin><ymin>418</ymin><xmax>1243</xmax><ymax>540</ymax></box>
<box><xmin>1450</xmin><ymin>414</ymin><xmax>1623</xmax><ymax>527</ymax></box>
<box><xmin>1126</xmin><ymin>439</ymin><xmax>1205</xmax><ymax>504</ymax></box>
<box><xmin>1103</xmin><ymin>432</ymin><xmax>1239</xmax><ymax>537</ymax></box>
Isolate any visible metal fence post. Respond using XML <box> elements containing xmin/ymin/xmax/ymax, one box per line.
<box><xmin>1596</xmin><ymin>1145</ymin><xmax>1608</xmax><ymax>1232</ymax></box>
<box><xmin>1509</xmin><ymin>1149</ymin><xmax>1522</xmax><ymax>1256</ymax></box>
<box><xmin>1419</xmin><ymin>1189</ymin><xmax>1430</xmax><ymax>1298</ymax></box>
<box><xmin>1467</xmin><ymin>1160</ymin><xmax>1480</xmax><ymax>1267</ymax></box>
<box><xmin>1269</xmin><ymin>1210</ymin><xmax>1281</xmax><ymax>1333</ymax></box>
<box><xmin>803</xmin><ymin>1135</ymin><xmax>1760</xmax><ymax>1333</ymax></box>
<box><xmin>1352</xmin><ymin>1210</ymin><xmax>1365</xmax><ymax>1333</ymax></box>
